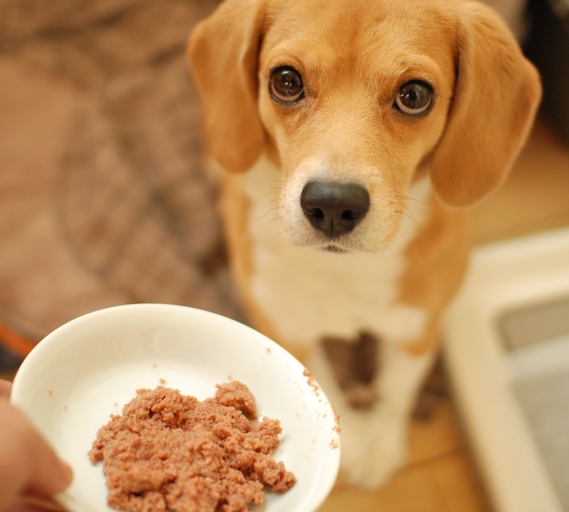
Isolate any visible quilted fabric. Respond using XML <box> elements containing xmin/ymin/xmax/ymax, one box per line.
<box><xmin>0</xmin><ymin>0</ymin><xmax>246</xmax><ymax>373</ymax></box>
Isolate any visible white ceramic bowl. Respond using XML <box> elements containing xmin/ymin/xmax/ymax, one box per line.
<box><xmin>10</xmin><ymin>304</ymin><xmax>340</xmax><ymax>512</ymax></box>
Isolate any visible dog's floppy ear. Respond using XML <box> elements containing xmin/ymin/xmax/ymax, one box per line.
<box><xmin>430</xmin><ymin>1</ymin><xmax>541</xmax><ymax>207</ymax></box>
<box><xmin>189</xmin><ymin>0</ymin><xmax>266</xmax><ymax>173</ymax></box>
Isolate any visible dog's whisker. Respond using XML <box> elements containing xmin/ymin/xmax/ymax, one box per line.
<box><xmin>398</xmin><ymin>232</ymin><xmax>424</xmax><ymax>264</ymax></box>
<box><xmin>390</xmin><ymin>199</ymin><xmax>413</xmax><ymax>212</ymax></box>
<box><xmin>394</xmin><ymin>194</ymin><xmax>427</xmax><ymax>207</ymax></box>
<box><xmin>378</xmin><ymin>234</ymin><xmax>398</xmax><ymax>256</ymax></box>
<box><xmin>409</xmin><ymin>241</ymin><xmax>423</xmax><ymax>264</ymax></box>
<box><xmin>390</xmin><ymin>220</ymin><xmax>424</xmax><ymax>264</ymax></box>
<box><xmin>391</xmin><ymin>217</ymin><xmax>415</xmax><ymax>245</ymax></box>
<box><xmin>396</xmin><ymin>220</ymin><xmax>416</xmax><ymax>240</ymax></box>
<box><xmin>397</xmin><ymin>209</ymin><xmax>419</xmax><ymax>223</ymax></box>
<box><xmin>393</xmin><ymin>208</ymin><xmax>420</xmax><ymax>228</ymax></box>
<box><xmin>392</xmin><ymin>198</ymin><xmax>418</xmax><ymax>209</ymax></box>
<box><xmin>266</xmin><ymin>185</ymin><xmax>284</xmax><ymax>195</ymax></box>
<box><xmin>392</xmin><ymin>200</ymin><xmax>425</xmax><ymax>226</ymax></box>
<box><xmin>253</xmin><ymin>210</ymin><xmax>282</xmax><ymax>234</ymax></box>
<box><xmin>255</xmin><ymin>216</ymin><xmax>281</xmax><ymax>234</ymax></box>
<box><xmin>253</xmin><ymin>205</ymin><xmax>283</xmax><ymax>226</ymax></box>
<box><xmin>257</xmin><ymin>197</ymin><xmax>281</xmax><ymax>211</ymax></box>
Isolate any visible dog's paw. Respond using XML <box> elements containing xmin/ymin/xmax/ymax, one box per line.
<box><xmin>338</xmin><ymin>402</ymin><xmax>408</xmax><ymax>488</ymax></box>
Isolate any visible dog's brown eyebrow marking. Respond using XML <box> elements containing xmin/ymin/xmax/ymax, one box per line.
<box><xmin>321</xmin><ymin>331</ymin><xmax>380</xmax><ymax>410</ymax></box>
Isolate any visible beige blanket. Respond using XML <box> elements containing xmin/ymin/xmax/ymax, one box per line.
<box><xmin>0</xmin><ymin>0</ymin><xmax>247</xmax><ymax>370</ymax></box>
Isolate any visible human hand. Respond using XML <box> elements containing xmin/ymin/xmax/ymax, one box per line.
<box><xmin>0</xmin><ymin>380</ymin><xmax>72</xmax><ymax>512</ymax></box>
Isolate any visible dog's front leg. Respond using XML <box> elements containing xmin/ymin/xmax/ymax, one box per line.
<box><xmin>310</xmin><ymin>332</ymin><xmax>437</xmax><ymax>488</ymax></box>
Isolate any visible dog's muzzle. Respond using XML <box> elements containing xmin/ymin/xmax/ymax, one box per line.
<box><xmin>300</xmin><ymin>180</ymin><xmax>370</xmax><ymax>238</ymax></box>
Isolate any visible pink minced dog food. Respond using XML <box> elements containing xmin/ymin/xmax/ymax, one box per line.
<box><xmin>89</xmin><ymin>381</ymin><xmax>296</xmax><ymax>512</ymax></box>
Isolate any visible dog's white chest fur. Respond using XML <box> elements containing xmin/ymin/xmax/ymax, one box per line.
<box><xmin>243</xmin><ymin>157</ymin><xmax>431</xmax><ymax>347</ymax></box>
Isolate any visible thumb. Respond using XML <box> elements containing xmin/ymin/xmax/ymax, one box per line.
<box><xmin>0</xmin><ymin>402</ymin><xmax>73</xmax><ymax>503</ymax></box>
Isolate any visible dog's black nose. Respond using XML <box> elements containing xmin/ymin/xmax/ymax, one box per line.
<box><xmin>300</xmin><ymin>180</ymin><xmax>370</xmax><ymax>237</ymax></box>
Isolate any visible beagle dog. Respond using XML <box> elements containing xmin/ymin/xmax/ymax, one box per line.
<box><xmin>189</xmin><ymin>0</ymin><xmax>541</xmax><ymax>488</ymax></box>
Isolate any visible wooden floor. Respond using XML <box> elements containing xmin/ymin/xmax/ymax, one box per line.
<box><xmin>2</xmin><ymin>118</ymin><xmax>568</xmax><ymax>512</ymax></box>
<box><xmin>320</xmin><ymin>118</ymin><xmax>569</xmax><ymax>512</ymax></box>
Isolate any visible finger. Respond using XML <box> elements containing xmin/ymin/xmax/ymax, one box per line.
<box><xmin>14</xmin><ymin>493</ymin><xmax>70</xmax><ymax>511</ymax></box>
<box><xmin>0</xmin><ymin>379</ymin><xmax>11</xmax><ymax>400</ymax></box>
<box><xmin>0</xmin><ymin>402</ymin><xmax>73</xmax><ymax>501</ymax></box>
<box><xmin>6</xmin><ymin>494</ymin><xmax>69</xmax><ymax>512</ymax></box>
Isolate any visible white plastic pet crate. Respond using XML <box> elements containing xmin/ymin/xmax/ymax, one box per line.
<box><xmin>443</xmin><ymin>227</ymin><xmax>569</xmax><ymax>512</ymax></box>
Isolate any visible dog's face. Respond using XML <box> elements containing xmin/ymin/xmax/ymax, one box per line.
<box><xmin>190</xmin><ymin>0</ymin><xmax>541</xmax><ymax>253</ymax></box>
<box><xmin>256</xmin><ymin>0</ymin><xmax>456</xmax><ymax>252</ymax></box>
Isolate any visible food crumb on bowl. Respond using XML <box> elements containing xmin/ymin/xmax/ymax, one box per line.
<box><xmin>303</xmin><ymin>369</ymin><xmax>321</xmax><ymax>398</ymax></box>
<box><xmin>89</xmin><ymin>382</ymin><xmax>296</xmax><ymax>512</ymax></box>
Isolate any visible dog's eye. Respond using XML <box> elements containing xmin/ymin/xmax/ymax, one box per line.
<box><xmin>269</xmin><ymin>67</ymin><xmax>304</xmax><ymax>103</ymax></box>
<box><xmin>394</xmin><ymin>81</ymin><xmax>433</xmax><ymax>115</ymax></box>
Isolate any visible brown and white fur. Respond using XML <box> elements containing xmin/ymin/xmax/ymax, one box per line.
<box><xmin>189</xmin><ymin>0</ymin><xmax>541</xmax><ymax>488</ymax></box>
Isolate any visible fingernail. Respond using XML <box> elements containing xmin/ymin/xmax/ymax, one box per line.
<box><xmin>58</xmin><ymin>460</ymin><xmax>74</xmax><ymax>489</ymax></box>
